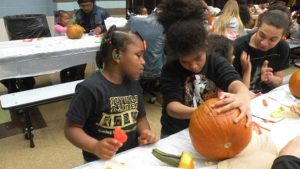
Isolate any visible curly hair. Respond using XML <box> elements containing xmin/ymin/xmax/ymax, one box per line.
<box><xmin>157</xmin><ymin>0</ymin><xmax>207</xmax><ymax>60</ymax></box>
<box><xmin>157</xmin><ymin>0</ymin><xmax>205</xmax><ymax>32</ymax></box>
<box><xmin>207</xmin><ymin>34</ymin><xmax>233</xmax><ymax>62</ymax></box>
<box><xmin>165</xmin><ymin>20</ymin><xmax>207</xmax><ymax>60</ymax></box>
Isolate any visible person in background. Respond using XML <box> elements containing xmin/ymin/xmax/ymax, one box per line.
<box><xmin>75</xmin><ymin>0</ymin><xmax>110</xmax><ymax>35</ymax></box>
<box><xmin>213</xmin><ymin>0</ymin><xmax>245</xmax><ymax>40</ymax></box>
<box><xmin>289</xmin><ymin>9</ymin><xmax>300</xmax><ymax>67</ymax></box>
<box><xmin>64</xmin><ymin>25</ymin><xmax>158</xmax><ymax>162</ymax></box>
<box><xmin>272</xmin><ymin>135</ymin><xmax>300</xmax><ymax>169</ymax></box>
<box><xmin>233</xmin><ymin>10</ymin><xmax>290</xmax><ymax>94</ymax></box>
<box><xmin>61</xmin><ymin>0</ymin><xmax>110</xmax><ymax>82</ymax></box>
<box><xmin>291</xmin><ymin>0</ymin><xmax>300</xmax><ymax>12</ymax></box>
<box><xmin>135</xmin><ymin>6</ymin><xmax>148</xmax><ymax>16</ymax></box>
<box><xmin>248</xmin><ymin>2</ymin><xmax>291</xmax><ymax>34</ymax></box>
<box><xmin>239</xmin><ymin>3</ymin><xmax>252</xmax><ymax>28</ymax></box>
<box><xmin>290</xmin><ymin>9</ymin><xmax>300</xmax><ymax>43</ymax></box>
<box><xmin>207</xmin><ymin>34</ymin><xmax>252</xmax><ymax>90</ymax></box>
<box><xmin>127</xmin><ymin>6</ymin><xmax>165</xmax><ymax>102</ymax></box>
<box><xmin>157</xmin><ymin>0</ymin><xmax>251</xmax><ymax>138</ymax></box>
<box><xmin>54</xmin><ymin>10</ymin><xmax>70</xmax><ymax>36</ymax></box>
<box><xmin>207</xmin><ymin>34</ymin><xmax>235</xmax><ymax>64</ymax></box>
<box><xmin>253</xmin><ymin>0</ymin><xmax>269</xmax><ymax>15</ymax></box>
<box><xmin>127</xmin><ymin>6</ymin><xmax>165</xmax><ymax>81</ymax></box>
<box><xmin>199</xmin><ymin>0</ymin><xmax>213</xmax><ymax>16</ymax></box>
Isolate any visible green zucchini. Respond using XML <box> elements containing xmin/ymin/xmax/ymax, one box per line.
<box><xmin>152</xmin><ymin>148</ymin><xmax>180</xmax><ymax>167</ymax></box>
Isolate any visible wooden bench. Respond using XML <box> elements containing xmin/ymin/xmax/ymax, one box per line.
<box><xmin>0</xmin><ymin>80</ymin><xmax>83</xmax><ymax>148</ymax></box>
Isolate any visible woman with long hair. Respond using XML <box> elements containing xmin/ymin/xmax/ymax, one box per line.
<box><xmin>213</xmin><ymin>0</ymin><xmax>245</xmax><ymax>40</ymax></box>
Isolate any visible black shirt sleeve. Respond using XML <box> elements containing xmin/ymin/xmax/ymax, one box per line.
<box><xmin>272</xmin><ymin>155</ymin><xmax>300</xmax><ymax>169</ymax></box>
<box><xmin>205</xmin><ymin>54</ymin><xmax>242</xmax><ymax>92</ymax></box>
<box><xmin>160</xmin><ymin>61</ymin><xmax>186</xmax><ymax>106</ymax></box>
<box><xmin>66</xmin><ymin>83</ymin><xmax>97</xmax><ymax>125</ymax></box>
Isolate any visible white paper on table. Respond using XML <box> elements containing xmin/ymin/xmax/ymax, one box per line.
<box><xmin>104</xmin><ymin>17</ymin><xmax>128</xmax><ymax>30</ymax></box>
<box><xmin>266</xmin><ymin>85</ymin><xmax>300</xmax><ymax>107</ymax></box>
<box><xmin>251</xmin><ymin>94</ymin><xmax>285</xmax><ymax>122</ymax></box>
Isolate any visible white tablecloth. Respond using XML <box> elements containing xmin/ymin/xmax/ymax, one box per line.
<box><xmin>74</xmin><ymin>84</ymin><xmax>300</xmax><ymax>169</ymax></box>
<box><xmin>0</xmin><ymin>35</ymin><xmax>101</xmax><ymax>80</ymax></box>
<box><xmin>74</xmin><ymin>129</ymin><xmax>218</xmax><ymax>169</ymax></box>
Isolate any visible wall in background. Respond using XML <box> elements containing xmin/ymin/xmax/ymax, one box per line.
<box><xmin>0</xmin><ymin>0</ymin><xmax>126</xmax><ymax>41</ymax></box>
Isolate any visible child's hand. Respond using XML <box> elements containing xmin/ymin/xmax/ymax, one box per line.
<box><xmin>240</xmin><ymin>51</ymin><xmax>252</xmax><ymax>74</ymax></box>
<box><xmin>90</xmin><ymin>26</ymin><xmax>102</xmax><ymax>35</ymax></box>
<box><xmin>261</xmin><ymin>60</ymin><xmax>274</xmax><ymax>84</ymax></box>
<box><xmin>213</xmin><ymin>92</ymin><xmax>252</xmax><ymax>127</ymax></box>
<box><xmin>138</xmin><ymin>129</ymin><xmax>158</xmax><ymax>145</ymax></box>
<box><xmin>92</xmin><ymin>138</ymin><xmax>122</xmax><ymax>160</ymax></box>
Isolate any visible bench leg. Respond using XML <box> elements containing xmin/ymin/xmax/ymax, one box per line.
<box><xmin>23</xmin><ymin>109</ymin><xmax>35</xmax><ymax>148</ymax></box>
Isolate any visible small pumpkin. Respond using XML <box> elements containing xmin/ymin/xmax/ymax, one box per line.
<box><xmin>189</xmin><ymin>98</ymin><xmax>252</xmax><ymax>161</ymax></box>
<box><xmin>66</xmin><ymin>24</ymin><xmax>85</xmax><ymax>39</ymax></box>
<box><xmin>289</xmin><ymin>70</ymin><xmax>300</xmax><ymax>99</ymax></box>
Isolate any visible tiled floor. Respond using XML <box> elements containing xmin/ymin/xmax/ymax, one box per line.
<box><xmin>0</xmin><ymin>63</ymin><xmax>298</xmax><ymax>169</ymax></box>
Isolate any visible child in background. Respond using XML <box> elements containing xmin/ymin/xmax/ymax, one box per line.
<box><xmin>64</xmin><ymin>25</ymin><xmax>158</xmax><ymax>162</ymax></box>
<box><xmin>135</xmin><ymin>6</ymin><xmax>148</xmax><ymax>16</ymax></box>
<box><xmin>157</xmin><ymin>0</ymin><xmax>251</xmax><ymax>138</ymax></box>
<box><xmin>207</xmin><ymin>34</ymin><xmax>252</xmax><ymax>88</ymax></box>
<box><xmin>54</xmin><ymin>10</ymin><xmax>70</xmax><ymax>36</ymax></box>
<box><xmin>207</xmin><ymin>34</ymin><xmax>235</xmax><ymax>64</ymax></box>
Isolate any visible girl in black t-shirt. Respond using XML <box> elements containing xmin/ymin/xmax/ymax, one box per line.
<box><xmin>65</xmin><ymin>25</ymin><xmax>158</xmax><ymax>162</ymax></box>
<box><xmin>157</xmin><ymin>0</ymin><xmax>252</xmax><ymax>137</ymax></box>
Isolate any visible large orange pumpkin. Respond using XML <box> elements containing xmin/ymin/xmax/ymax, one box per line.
<box><xmin>66</xmin><ymin>24</ymin><xmax>85</xmax><ymax>39</ymax></box>
<box><xmin>189</xmin><ymin>98</ymin><xmax>252</xmax><ymax>161</ymax></box>
<box><xmin>289</xmin><ymin>70</ymin><xmax>300</xmax><ymax>99</ymax></box>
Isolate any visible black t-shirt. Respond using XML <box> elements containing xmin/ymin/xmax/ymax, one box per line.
<box><xmin>272</xmin><ymin>155</ymin><xmax>300</xmax><ymax>169</ymax></box>
<box><xmin>233</xmin><ymin>33</ymin><xmax>290</xmax><ymax>93</ymax></box>
<box><xmin>66</xmin><ymin>73</ymin><xmax>146</xmax><ymax>162</ymax></box>
<box><xmin>82</xmin><ymin>12</ymin><xmax>92</xmax><ymax>33</ymax></box>
<box><xmin>160</xmin><ymin>54</ymin><xmax>241</xmax><ymax>137</ymax></box>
